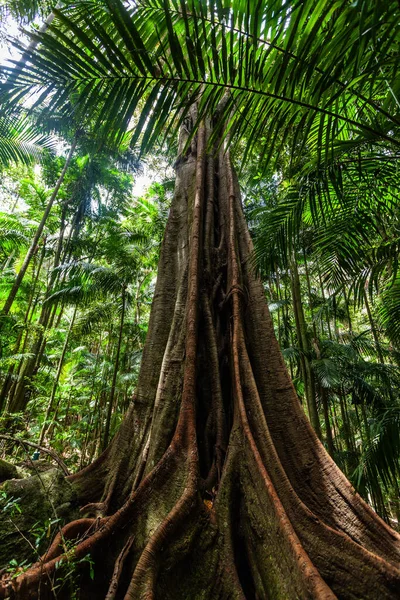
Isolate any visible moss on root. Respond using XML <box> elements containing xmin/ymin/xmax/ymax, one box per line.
<box><xmin>0</xmin><ymin>469</ymin><xmax>79</xmax><ymax>570</ymax></box>
<box><xmin>0</xmin><ymin>459</ymin><xmax>21</xmax><ymax>484</ymax></box>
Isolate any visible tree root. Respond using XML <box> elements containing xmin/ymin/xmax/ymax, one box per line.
<box><xmin>105</xmin><ymin>534</ymin><xmax>135</xmax><ymax>600</ymax></box>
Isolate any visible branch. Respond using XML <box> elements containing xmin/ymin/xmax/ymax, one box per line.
<box><xmin>0</xmin><ymin>435</ymin><xmax>70</xmax><ymax>476</ymax></box>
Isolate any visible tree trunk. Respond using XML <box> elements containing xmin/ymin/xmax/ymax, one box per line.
<box><xmin>363</xmin><ymin>288</ymin><xmax>385</xmax><ymax>364</ymax></box>
<box><xmin>8</xmin><ymin>304</ymin><xmax>53</xmax><ymax>413</ymax></box>
<box><xmin>102</xmin><ymin>286</ymin><xmax>126</xmax><ymax>451</ymax></box>
<box><xmin>80</xmin><ymin>335</ymin><xmax>103</xmax><ymax>469</ymax></box>
<box><xmin>290</xmin><ymin>256</ymin><xmax>321</xmax><ymax>438</ymax></box>
<box><xmin>3</xmin><ymin>115</ymin><xmax>400</xmax><ymax>600</ymax></box>
<box><xmin>38</xmin><ymin>305</ymin><xmax>77</xmax><ymax>446</ymax></box>
<box><xmin>0</xmin><ymin>139</ymin><xmax>76</xmax><ymax>322</ymax></box>
<box><xmin>0</xmin><ymin>238</ymin><xmax>47</xmax><ymax>411</ymax></box>
<box><xmin>7</xmin><ymin>211</ymin><xmax>70</xmax><ymax>413</ymax></box>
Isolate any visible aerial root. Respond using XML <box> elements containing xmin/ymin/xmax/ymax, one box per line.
<box><xmin>201</xmin><ymin>293</ymin><xmax>226</xmax><ymax>492</ymax></box>
<box><xmin>0</xmin><ymin>446</ymin><xmax>177</xmax><ymax>599</ymax></box>
<box><xmin>43</xmin><ymin>517</ymin><xmax>105</xmax><ymax>562</ymax></box>
<box><xmin>122</xmin><ymin>413</ymin><xmax>199</xmax><ymax>597</ymax></box>
<box><xmin>80</xmin><ymin>469</ymin><xmax>119</xmax><ymax>517</ymax></box>
<box><xmin>124</xmin><ymin>123</ymin><xmax>205</xmax><ymax>598</ymax></box>
<box><xmin>124</xmin><ymin>475</ymin><xmax>198</xmax><ymax>599</ymax></box>
<box><xmin>105</xmin><ymin>534</ymin><xmax>135</xmax><ymax>600</ymax></box>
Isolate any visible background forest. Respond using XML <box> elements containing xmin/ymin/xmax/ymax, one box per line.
<box><xmin>0</xmin><ymin>0</ymin><xmax>399</xmax><ymax>570</ymax></box>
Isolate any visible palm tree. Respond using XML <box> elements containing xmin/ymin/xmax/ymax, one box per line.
<box><xmin>0</xmin><ymin>137</ymin><xmax>76</xmax><ymax>320</ymax></box>
<box><xmin>1</xmin><ymin>1</ymin><xmax>400</xmax><ymax>598</ymax></box>
<box><xmin>1</xmin><ymin>143</ymin><xmax>135</xmax><ymax>413</ymax></box>
<box><xmin>36</xmin><ymin>214</ymin><xmax>153</xmax><ymax>447</ymax></box>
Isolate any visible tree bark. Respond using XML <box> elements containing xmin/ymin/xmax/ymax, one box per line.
<box><xmin>2</xmin><ymin>115</ymin><xmax>400</xmax><ymax>600</ymax></box>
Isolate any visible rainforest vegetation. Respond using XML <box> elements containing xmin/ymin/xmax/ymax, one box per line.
<box><xmin>0</xmin><ymin>0</ymin><xmax>399</xmax><ymax>598</ymax></box>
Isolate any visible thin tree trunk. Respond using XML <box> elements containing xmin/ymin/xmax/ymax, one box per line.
<box><xmin>38</xmin><ymin>305</ymin><xmax>77</xmax><ymax>445</ymax></box>
<box><xmin>317</xmin><ymin>267</ymin><xmax>333</xmax><ymax>339</ymax></box>
<box><xmin>1</xmin><ymin>250</ymin><xmax>15</xmax><ymax>274</ymax></box>
<box><xmin>7</xmin><ymin>212</ymin><xmax>73</xmax><ymax>412</ymax></box>
<box><xmin>8</xmin><ymin>304</ymin><xmax>53</xmax><ymax>412</ymax></box>
<box><xmin>102</xmin><ymin>286</ymin><xmax>126</xmax><ymax>451</ymax></box>
<box><xmin>80</xmin><ymin>335</ymin><xmax>103</xmax><ymax>469</ymax></box>
<box><xmin>338</xmin><ymin>391</ymin><xmax>357</xmax><ymax>473</ymax></box>
<box><xmin>0</xmin><ymin>239</ymin><xmax>47</xmax><ymax>410</ymax></box>
<box><xmin>363</xmin><ymin>288</ymin><xmax>385</xmax><ymax>363</ymax></box>
<box><xmin>343</xmin><ymin>285</ymin><xmax>353</xmax><ymax>334</ymax></box>
<box><xmin>304</xmin><ymin>253</ymin><xmax>335</xmax><ymax>453</ymax></box>
<box><xmin>0</xmin><ymin>139</ymin><xmax>76</xmax><ymax>320</ymax></box>
<box><xmin>361</xmin><ymin>400</ymin><xmax>372</xmax><ymax>444</ymax></box>
<box><xmin>290</xmin><ymin>256</ymin><xmax>321</xmax><ymax>438</ymax></box>
<box><xmin>318</xmin><ymin>376</ymin><xmax>335</xmax><ymax>456</ymax></box>
<box><xmin>331</xmin><ymin>397</ymin><xmax>343</xmax><ymax>453</ymax></box>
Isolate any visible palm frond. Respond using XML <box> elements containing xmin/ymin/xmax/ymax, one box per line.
<box><xmin>2</xmin><ymin>0</ymin><xmax>399</xmax><ymax>166</ymax></box>
<box><xmin>352</xmin><ymin>408</ymin><xmax>400</xmax><ymax>503</ymax></box>
<box><xmin>0</xmin><ymin>115</ymin><xmax>55</xmax><ymax>167</ymax></box>
<box><xmin>74</xmin><ymin>302</ymin><xmax>115</xmax><ymax>335</ymax></box>
<box><xmin>379</xmin><ymin>275</ymin><xmax>400</xmax><ymax>348</ymax></box>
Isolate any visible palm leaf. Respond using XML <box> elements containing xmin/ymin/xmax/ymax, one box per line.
<box><xmin>2</xmin><ymin>0</ymin><xmax>399</xmax><ymax>166</ymax></box>
<box><xmin>380</xmin><ymin>275</ymin><xmax>400</xmax><ymax>348</ymax></box>
<box><xmin>0</xmin><ymin>115</ymin><xmax>55</xmax><ymax>167</ymax></box>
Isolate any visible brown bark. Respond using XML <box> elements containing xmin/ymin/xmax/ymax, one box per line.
<box><xmin>2</xmin><ymin>115</ymin><xmax>400</xmax><ymax>599</ymax></box>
